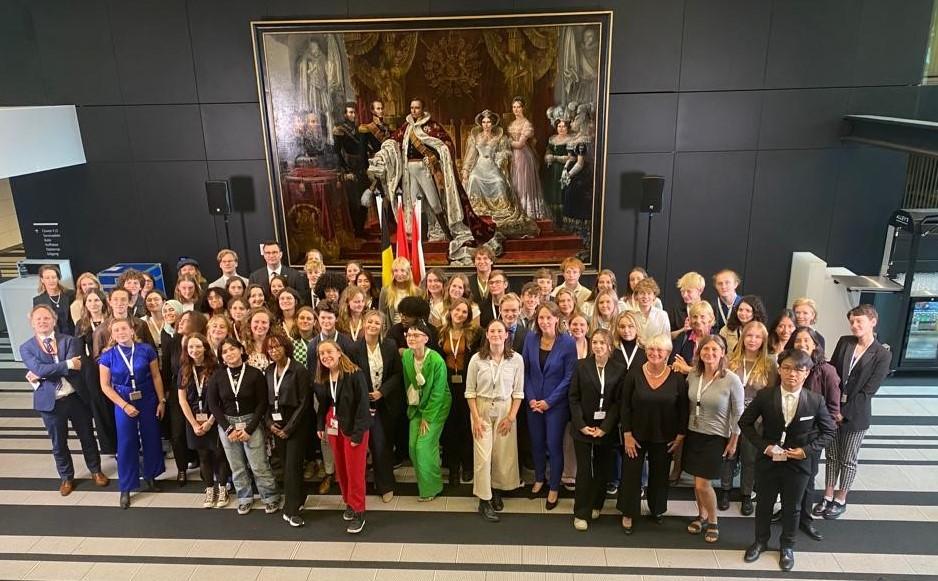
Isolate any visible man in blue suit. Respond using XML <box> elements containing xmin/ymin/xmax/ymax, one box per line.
<box><xmin>20</xmin><ymin>304</ymin><xmax>109</xmax><ymax>496</ymax></box>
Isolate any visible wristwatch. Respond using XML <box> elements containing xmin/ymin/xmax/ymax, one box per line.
<box><xmin>160</xmin><ymin>397</ymin><xmax>167</xmax><ymax>404</ymax></box>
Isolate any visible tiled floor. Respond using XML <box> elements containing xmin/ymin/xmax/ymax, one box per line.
<box><xmin>1</xmin><ymin>374</ymin><xmax>936</xmax><ymax>580</ymax></box>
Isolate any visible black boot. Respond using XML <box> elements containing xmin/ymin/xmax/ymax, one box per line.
<box><xmin>718</xmin><ymin>489</ymin><xmax>730</xmax><ymax>511</ymax></box>
<box><xmin>491</xmin><ymin>491</ymin><xmax>504</xmax><ymax>512</ymax></box>
<box><xmin>143</xmin><ymin>478</ymin><xmax>160</xmax><ymax>492</ymax></box>
<box><xmin>119</xmin><ymin>491</ymin><xmax>131</xmax><ymax>509</ymax></box>
<box><xmin>479</xmin><ymin>500</ymin><xmax>500</xmax><ymax>522</ymax></box>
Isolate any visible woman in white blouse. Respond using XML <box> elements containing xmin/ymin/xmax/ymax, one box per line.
<box><xmin>466</xmin><ymin>319</ymin><xmax>525</xmax><ymax>523</ymax></box>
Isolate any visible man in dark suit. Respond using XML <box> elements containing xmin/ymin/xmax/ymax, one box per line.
<box><xmin>21</xmin><ymin>305</ymin><xmax>109</xmax><ymax>496</ymax></box>
<box><xmin>468</xmin><ymin>246</ymin><xmax>495</xmax><ymax>305</ymax></box>
<box><xmin>498</xmin><ymin>292</ymin><xmax>532</xmax><ymax>471</ymax></box>
<box><xmin>739</xmin><ymin>349</ymin><xmax>836</xmax><ymax>572</ymax></box>
<box><xmin>248</xmin><ymin>240</ymin><xmax>309</xmax><ymax>301</ymax></box>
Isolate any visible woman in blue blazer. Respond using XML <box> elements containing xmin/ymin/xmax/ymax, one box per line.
<box><xmin>522</xmin><ymin>302</ymin><xmax>578</xmax><ymax>509</ymax></box>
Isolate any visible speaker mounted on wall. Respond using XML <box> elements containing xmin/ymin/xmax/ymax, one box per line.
<box><xmin>640</xmin><ymin>176</ymin><xmax>664</xmax><ymax>214</ymax></box>
<box><xmin>205</xmin><ymin>180</ymin><xmax>232</xmax><ymax>216</ymax></box>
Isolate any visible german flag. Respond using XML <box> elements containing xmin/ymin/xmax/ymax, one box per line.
<box><xmin>380</xmin><ymin>195</ymin><xmax>394</xmax><ymax>288</ymax></box>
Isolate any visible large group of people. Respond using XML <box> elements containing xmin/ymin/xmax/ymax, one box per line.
<box><xmin>20</xmin><ymin>243</ymin><xmax>892</xmax><ymax>571</ymax></box>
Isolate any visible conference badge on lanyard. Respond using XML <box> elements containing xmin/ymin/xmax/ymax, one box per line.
<box><xmin>117</xmin><ymin>344</ymin><xmax>142</xmax><ymax>401</ymax></box>
<box><xmin>271</xmin><ymin>360</ymin><xmax>289</xmax><ymax>423</ymax></box>
<box><xmin>693</xmin><ymin>374</ymin><xmax>716</xmax><ymax>428</ymax></box>
<box><xmin>594</xmin><ymin>364</ymin><xmax>607</xmax><ymax>420</ymax></box>
<box><xmin>194</xmin><ymin>369</ymin><xmax>209</xmax><ymax>422</ymax></box>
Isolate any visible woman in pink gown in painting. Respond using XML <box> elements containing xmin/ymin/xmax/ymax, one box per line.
<box><xmin>508</xmin><ymin>97</ymin><xmax>550</xmax><ymax>220</ymax></box>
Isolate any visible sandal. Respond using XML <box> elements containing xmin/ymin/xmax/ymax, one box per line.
<box><xmin>687</xmin><ymin>517</ymin><xmax>708</xmax><ymax>534</ymax></box>
<box><xmin>704</xmin><ymin>525</ymin><xmax>720</xmax><ymax>543</ymax></box>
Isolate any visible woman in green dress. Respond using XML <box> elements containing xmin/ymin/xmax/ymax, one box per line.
<box><xmin>402</xmin><ymin>320</ymin><xmax>452</xmax><ymax>501</ymax></box>
<box><xmin>543</xmin><ymin>117</ymin><xmax>574</xmax><ymax>226</ymax></box>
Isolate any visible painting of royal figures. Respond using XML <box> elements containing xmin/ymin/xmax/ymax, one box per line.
<box><xmin>252</xmin><ymin>12</ymin><xmax>612</xmax><ymax>270</ymax></box>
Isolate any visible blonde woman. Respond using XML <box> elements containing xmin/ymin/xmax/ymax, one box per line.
<box><xmin>722</xmin><ymin>321</ymin><xmax>777</xmax><ymax>515</ymax></box>
<box><xmin>71</xmin><ymin>272</ymin><xmax>102</xmax><ymax>325</ymax></box>
<box><xmin>379</xmin><ymin>256</ymin><xmax>423</xmax><ymax>325</ymax></box>
<box><xmin>670</xmin><ymin>272</ymin><xmax>705</xmax><ymax>339</ymax></box>
<box><xmin>581</xmin><ymin>269</ymin><xmax>624</xmax><ymax>320</ymax></box>
<box><xmin>588</xmin><ymin>289</ymin><xmax>620</xmax><ymax>335</ymax></box>
<box><xmin>554</xmin><ymin>287</ymin><xmax>579</xmax><ymax>335</ymax></box>
<box><xmin>671</xmin><ymin>301</ymin><xmax>715</xmax><ymax>375</ymax></box>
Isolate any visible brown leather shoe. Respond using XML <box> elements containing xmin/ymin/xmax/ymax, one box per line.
<box><xmin>92</xmin><ymin>472</ymin><xmax>109</xmax><ymax>487</ymax></box>
<box><xmin>59</xmin><ymin>479</ymin><xmax>74</xmax><ymax>496</ymax></box>
<box><xmin>318</xmin><ymin>474</ymin><xmax>333</xmax><ymax>495</ymax></box>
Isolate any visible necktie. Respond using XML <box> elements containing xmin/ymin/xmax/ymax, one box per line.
<box><xmin>269</xmin><ymin>270</ymin><xmax>276</xmax><ymax>281</ymax></box>
<box><xmin>508</xmin><ymin>327</ymin><xmax>515</xmax><ymax>346</ymax></box>
<box><xmin>42</xmin><ymin>337</ymin><xmax>54</xmax><ymax>355</ymax></box>
<box><xmin>784</xmin><ymin>393</ymin><xmax>796</xmax><ymax>425</ymax></box>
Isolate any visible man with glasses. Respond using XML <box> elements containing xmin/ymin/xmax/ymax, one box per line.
<box><xmin>479</xmin><ymin>270</ymin><xmax>510</xmax><ymax>329</ymax></box>
<box><xmin>248</xmin><ymin>240</ymin><xmax>309</xmax><ymax>300</ymax></box>
<box><xmin>738</xmin><ymin>349</ymin><xmax>836</xmax><ymax>572</ymax></box>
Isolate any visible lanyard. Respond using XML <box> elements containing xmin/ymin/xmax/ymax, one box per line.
<box><xmin>273</xmin><ymin>359</ymin><xmax>290</xmax><ymax>410</ymax></box>
<box><xmin>741</xmin><ymin>359</ymin><xmax>755</xmax><ymax>386</ymax></box>
<box><xmin>193</xmin><ymin>368</ymin><xmax>205</xmax><ymax>410</ymax></box>
<box><xmin>449</xmin><ymin>330</ymin><xmax>462</xmax><ymax>359</ymax></box>
<box><xmin>227</xmin><ymin>366</ymin><xmax>245</xmax><ymax>413</ymax></box>
<box><xmin>718</xmin><ymin>299</ymin><xmax>733</xmax><ymax>326</ymax></box>
<box><xmin>694</xmin><ymin>374</ymin><xmax>717</xmax><ymax>418</ymax></box>
<box><xmin>491</xmin><ymin>299</ymin><xmax>498</xmax><ymax>320</ymax></box>
<box><xmin>477</xmin><ymin>277</ymin><xmax>488</xmax><ymax>297</ymax></box>
<box><xmin>596</xmin><ymin>364</ymin><xmax>606</xmax><ymax>408</ymax></box>
<box><xmin>619</xmin><ymin>344</ymin><xmax>638</xmax><ymax>369</ymax></box>
<box><xmin>349</xmin><ymin>319</ymin><xmax>362</xmax><ymax>339</ymax></box>
<box><xmin>847</xmin><ymin>344</ymin><xmax>865</xmax><ymax>380</ymax></box>
<box><xmin>489</xmin><ymin>357</ymin><xmax>505</xmax><ymax>396</ymax></box>
<box><xmin>329</xmin><ymin>375</ymin><xmax>339</xmax><ymax>402</ymax></box>
<box><xmin>116</xmin><ymin>344</ymin><xmax>136</xmax><ymax>389</ymax></box>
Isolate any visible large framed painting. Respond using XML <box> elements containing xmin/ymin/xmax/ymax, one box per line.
<box><xmin>251</xmin><ymin>11</ymin><xmax>613</xmax><ymax>271</ymax></box>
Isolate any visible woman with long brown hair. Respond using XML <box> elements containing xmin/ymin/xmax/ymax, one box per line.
<box><xmin>439</xmin><ymin>297</ymin><xmax>481</xmax><ymax>485</ymax></box>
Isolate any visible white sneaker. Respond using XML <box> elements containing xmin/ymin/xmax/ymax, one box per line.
<box><xmin>214</xmin><ymin>487</ymin><xmax>230</xmax><ymax>509</ymax></box>
<box><xmin>573</xmin><ymin>518</ymin><xmax>588</xmax><ymax>531</ymax></box>
<box><xmin>202</xmin><ymin>486</ymin><xmax>216</xmax><ymax>509</ymax></box>
<box><xmin>591</xmin><ymin>509</ymin><xmax>601</xmax><ymax>520</ymax></box>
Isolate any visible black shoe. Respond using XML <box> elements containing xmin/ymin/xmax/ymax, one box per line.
<box><xmin>718</xmin><ymin>489</ymin><xmax>730</xmax><ymax>511</ymax></box>
<box><xmin>143</xmin><ymin>478</ymin><xmax>160</xmax><ymax>492</ymax></box>
<box><xmin>461</xmin><ymin>472</ymin><xmax>474</xmax><ymax>484</ymax></box>
<box><xmin>491</xmin><ymin>492</ymin><xmax>504</xmax><ymax>512</ymax></box>
<box><xmin>346</xmin><ymin>512</ymin><xmax>365</xmax><ymax>534</ymax></box>
<box><xmin>647</xmin><ymin>513</ymin><xmax>664</xmax><ymax>525</ymax></box>
<box><xmin>177</xmin><ymin>471</ymin><xmax>187</xmax><ymax>487</ymax></box>
<box><xmin>545</xmin><ymin>496</ymin><xmax>559</xmax><ymax>511</ymax></box>
<box><xmin>740</xmin><ymin>497</ymin><xmax>754</xmax><ymax>516</ymax></box>
<box><xmin>479</xmin><ymin>500</ymin><xmax>500</xmax><ymax>522</ymax></box>
<box><xmin>800</xmin><ymin>523</ymin><xmax>824</xmax><ymax>541</ymax></box>
<box><xmin>823</xmin><ymin>501</ymin><xmax>846</xmax><ymax>519</ymax></box>
<box><xmin>811</xmin><ymin>499</ymin><xmax>830</xmax><ymax>517</ymax></box>
<box><xmin>744</xmin><ymin>542</ymin><xmax>767</xmax><ymax>563</ymax></box>
<box><xmin>449</xmin><ymin>466</ymin><xmax>460</xmax><ymax>486</ymax></box>
<box><xmin>119</xmin><ymin>491</ymin><xmax>130</xmax><ymax>509</ymax></box>
<box><xmin>771</xmin><ymin>509</ymin><xmax>782</xmax><ymax>523</ymax></box>
<box><xmin>779</xmin><ymin>547</ymin><xmax>795</xmax><ymax>571</ymax></box>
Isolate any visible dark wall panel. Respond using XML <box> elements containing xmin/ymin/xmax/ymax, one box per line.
<box><xmin>745</xmin><ymin>149</ymin><xmax>842</xmax><ymax>313</ymax></box>
<box><xmin>666</xmin><ymin>151</ymin><xmax>756</xmax><ymax>307</ymax></box>
<box><xmin>108</xmin><ymin>0</ymin><xmax>198</xmax><ymax>105</ymax></box>
<box><xmin>848</xmin><ymin>86</ymin><xmax>920</xmax><ymax>119</ymax></box>
<box><xmin>827</xmin><ymin>146</ymin><xmax>908</xmax><ymax>276</ymax></box>
<box><xmin>349</xmin><ymin>0</ymin><xmax>429</xmax><ymax>16</ymax></box>
<box><xmin>764</xmin><ymin>0</ymin><xmax>859</xmax><ymax>89</ymax></box>
<box><xmin>676</xmin><ymin>91</ymin><xmax>762</xmax><ymax>151</ymax></box>
<box><xmin>610</xmin><ymin>0</ymin><xmax>685</xmax><ymax>93</ymax></box>
<box><xmin>76</xmin><ymin>107</ymin><xmax>132</xmax><ymax>163</ymax></box>
<box><xmin>853</xmin><ymin>0</ymin><xmax>932</xmax><ymax>86</ymax></box>
<box><xmin>265</xmin><ymin>0</ymin><xmax>348</xmax><ymax>18</ymax></box>
<box><xmin>10</xmin><ymin>166</ymin><xmax>85</xmax><ymax>266</ymax></box>
<box><xmin>607</xmin><ymin>93</ymin><xmax>677</xmax><ymax>154</ymax></box>
<box><xmin>602</xmin><ymin>153</ymin><xmax>675</xmax><ymax>283</ymax></box>
<box><xmin>31</xmin><ymin>0</ymin><xmax>123</xmax><ymax>105</ymax></box>
<box><xmin>187</xmin><ymin>0</ymin><xmax>266</xmax><ymax>104</ymax></box>
<box><xmin>201</xmin><ymin>103</ymin><xmax>265</xmax><ymax>161</ymax></box>
<box><xmin>207</xmin><ymin>160</ymin><xmax>277</xmax><ymax>275</ymax></box>
<box><xmin>0</xmin><ymin>1</ymin><xmax>47</xmax><ymax>106</ymax></box>
<box><xmin>679</xmin><ymin>0</ymin><xmax>771</xmax><ymax>91</ymax></box>
<box><xmin>125</xmin><ymin>105</ymin><xmax>206</xmax><ymax>161</ymax></box>
<box><xmin>758</xmin><ymin>89</ymin><xmax>850</xmax><ymax>149</ymax></box>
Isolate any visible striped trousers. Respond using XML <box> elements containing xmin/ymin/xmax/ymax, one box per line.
<box><xmin>825</xmin><ymin>427</ymin><xmax>867</xmax><ymax>493</ymax></box>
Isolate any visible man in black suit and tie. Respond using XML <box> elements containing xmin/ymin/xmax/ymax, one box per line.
<box><xmin>20</xmin><ymin>305</ymin><xmax>109</xmax><ymax>496</ymax></box>
<box><xmin>739</xmin><ymin>349</ymin><xmax>836</xmax><ymax>572</ymax></box>
<box><xmin>248</xmin><ymin>240</ymin><xmax>309</xmax><ymax>302</ymax></box>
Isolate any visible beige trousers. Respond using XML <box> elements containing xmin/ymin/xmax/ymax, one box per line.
<box><xmin>472</xmin><ymin>397</ymin><xmax>521</xmax><ymax>501</ymax></box>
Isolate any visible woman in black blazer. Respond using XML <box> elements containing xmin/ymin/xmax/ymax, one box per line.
<box><xmin>618</xmin><ymin>333</ymin><xmax>689</xmax><ymax>534</ymax></box>
<box><xmin>819</xmin><ymin>305</ymin><xmax>891</xmax><ymax>519</ymax></box>
<box><xmin>351</xmin><ymin>310</ymin><xmax>403</xmax><ymax>503</ymax></box>
<box><xmin>312</xmin><ymin>339</ymin><xmax>372</xmax><ymax>534</ymax></box>
<box><xmin>569</xmin><ymin>329</ymin><xmax>626</xmax><ymax>532</ymax></box>
<box><xmin>34</xmin><ymin>265</ymin><xmax>76</xmax><ymax>336</ymax></box>
<box><xmin>264</xmin><ymin>332</ymin><xmax>313</xmax><ymax>527</ymax></box>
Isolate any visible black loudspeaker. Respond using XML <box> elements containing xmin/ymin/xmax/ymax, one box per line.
<box><xmin>640</xmin><ymin>176</ymin><xmax>664</xmax><ymax>213</ymax></box>
<box><xmin>206</xmin><ymin>180</ymin><xmax>232</xmax><ymax>216</ymax></box>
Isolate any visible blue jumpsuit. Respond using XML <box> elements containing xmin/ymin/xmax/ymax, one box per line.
<box><xmin>99</xmin><ymin>342</ymin><xmax>165</xmax><ymax>492</ymax></box>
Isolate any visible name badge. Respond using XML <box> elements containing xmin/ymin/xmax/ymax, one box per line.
<box><xmin>326</xmin><ymin>416</ymin><xmax>339</xmax><ymax>436</ymax></box>
<box><xmin>195</xmin><ymin>413</ymin><xmax>209</xmax><ymax>422</ymax></box>
<box><xmin>234</xmin><ymin>422</ymin><xmax>247</xmax><ymax>431</ymax></box>
<box><xmin>771</xmin><ymin>444</ymin><xmax>787</xmax><ymax>462</ymax></box>
<box><xmin>593</xmin><ymin>410</ymin><xmax>606</xmax><ymax>421</ymax></box>
<box><xmin>450</xmin><ymin>374</ymin><xmax>463</xmax><ymax>384</ymax></box>
<box><xmin>841</xmin><ymin>393</ymin><xmax>848</xmax><ymax>404</ymax></box>
<box><xmin>271</xmin><ymin>412</ymin><xmax>283</xmax><ymax>422</ymax></box>
<box><xmin>128</xmin><ymin>390</ymin><xmax>142</xmax><ymax>401</ymax></box>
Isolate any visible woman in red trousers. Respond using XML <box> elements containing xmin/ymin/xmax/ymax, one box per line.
<box><xmin>313</xmin><ymin>340</ymin><xmax>372</xmax><ymax>534</ymax></box>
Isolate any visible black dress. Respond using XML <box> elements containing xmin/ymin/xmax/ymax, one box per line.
<box><xmin>76</xmin><ymin>321</ymin><xmax>116</xmax><ymax>455</ymax></box>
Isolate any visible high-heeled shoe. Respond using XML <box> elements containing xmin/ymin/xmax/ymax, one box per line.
<box><xmin>545</xmin><ymin>492</ymin><xmax>559</xmax><ymax>511</ymax></box>
<box><xmin>177</xmin><ymin>471</ymin><xmax>187</xmax><ymax>487</ymax></box>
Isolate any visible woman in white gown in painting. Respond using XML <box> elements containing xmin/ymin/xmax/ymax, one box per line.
<box><xmin>462</xmin><ymin>109</ymin><xmax>538</xmax><ymax>239</ymax></box>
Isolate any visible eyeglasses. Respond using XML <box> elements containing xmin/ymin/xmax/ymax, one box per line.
<box><xmin>779</xmin><ymin>364</ymin><xmax>808</xmax><ymax>373</ymax></box>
